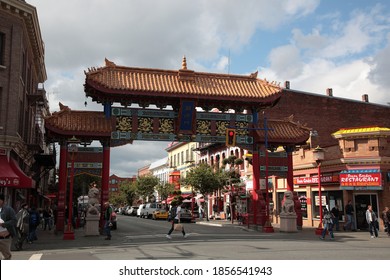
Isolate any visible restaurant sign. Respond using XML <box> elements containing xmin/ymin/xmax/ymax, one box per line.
<box><xmin>339</xmin><ymin>169</ymin><xmax>382</xmax><ymax>187</ymax></box>
<box><xmin>294</xmin><ymin>175</ymin><xmax>339</xmax><ymax>185</ymax></box>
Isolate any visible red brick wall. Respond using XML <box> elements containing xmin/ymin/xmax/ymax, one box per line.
<box><xmin>267</xmin><ymin>90</ymin><xmax>390</xmax><ymax>148</ymax></box>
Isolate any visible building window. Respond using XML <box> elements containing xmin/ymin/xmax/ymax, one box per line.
<box><xmin>312</xmin><ymin>190</ymin><xmax>343</xmax><ymax>220</ymax></box>
<box><xmin>0</xmin><ymin>33</ymin><xmax>5</xmax><ymax>65</ymax></box>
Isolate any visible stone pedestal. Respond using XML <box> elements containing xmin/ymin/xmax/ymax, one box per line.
<box><xmin>279</xmin><ymin>213</ymin><xmax>298</xmax><ymax>233</ymax></box>
<box><xmin>84</xmin><ymin>215</ymin><xmax>100</xmax><ymax>236</ymax></box>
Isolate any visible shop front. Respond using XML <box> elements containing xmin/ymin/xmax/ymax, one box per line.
<box><xmin>340</xmin><ymin>169</ymin><xmax>382</xmax><ymax>231</ymax></box>
<box><xmin>292</xmin><ymin>174</ymin><xmax>341</xmax><ymax>227</ymax></box>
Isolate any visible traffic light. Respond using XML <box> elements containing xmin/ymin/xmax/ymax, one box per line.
<box><xmin>225</xmin><ymin>128</ymin><xmax>236</xmax><ymax>146</ymax></box>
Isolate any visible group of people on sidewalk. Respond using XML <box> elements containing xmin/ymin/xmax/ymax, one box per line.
<box><xmin>0</xmin><ymin>194</ymin><xmax>57</xmax><ymax>260</ymax></box>
<box><xmin>319</xmin><ymin>201</ymin><xmax>390</xmax><ymax>241</ymax></box>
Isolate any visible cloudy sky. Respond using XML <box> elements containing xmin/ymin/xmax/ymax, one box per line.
<box><xmin>28</xmin><ymin>0</ymin><xmax>390</xmax><ymax>177</ymax></box>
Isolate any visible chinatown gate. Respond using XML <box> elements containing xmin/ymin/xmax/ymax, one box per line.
<box><xmin>45</xmin><ymin>58</ymin><xmax>310</xmax><ymax>234</ymax></box>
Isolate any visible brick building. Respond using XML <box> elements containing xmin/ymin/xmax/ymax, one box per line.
<box><xmin>266</xmin><ymin>85</ymin><xmax>390</xmax><ymax>230</ymax></box>
<box><xmin>0</xmin><ymin>0</ymin><xmax>54</xmax><ymax>209</ymax></box>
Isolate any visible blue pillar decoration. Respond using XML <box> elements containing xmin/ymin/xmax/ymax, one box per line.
<box><xmin>104</xmin><ymin>102</ymin><xmax>111</xmax><ymax>118</ymax></box>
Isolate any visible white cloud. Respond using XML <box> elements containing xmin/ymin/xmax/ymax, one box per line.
<box><xmin>269</xmin><ymin>45</ymin><xmax>304</xmax><ymax>79</ymax></box>
<box><xmin>265</xmin><ymin>4</ymin><xmax>390</xmax><ymax>106</ymax></box>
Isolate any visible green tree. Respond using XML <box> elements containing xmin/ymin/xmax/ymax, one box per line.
<box><xmin>120</xmin><ymin>180</ymin><xmax>138</xmax><ymax>206</ymax></box>
<box><xmin>184</xmin><ymin>163</ymin><xmax>221</xmax><ymax>196</ymax></box>
<box><xmin>136</xmin><ymin>175</ymin><xmax>159</xmax><ymax>201</ymax></box>
<box><xmin>155</xmin><ymin>182</ymin><xmax>175</xmax><ymax>203</ymax></box>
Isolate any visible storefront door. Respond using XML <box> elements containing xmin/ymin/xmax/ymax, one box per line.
<box><xmin>354</xmin><ymin>194</ymin><xmax>378</xmax><ymax>230</ymax></box>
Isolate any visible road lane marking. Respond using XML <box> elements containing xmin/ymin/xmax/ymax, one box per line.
<box><xmin>29</xmin><ymin>253</ymin><xmax>43</xmax><ymax>260</ymax></box>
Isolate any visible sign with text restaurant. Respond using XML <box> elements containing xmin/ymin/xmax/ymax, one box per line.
<box><xmin>339</xmin><ymin>169</ymin><xmax>382</xmax><ymax>187</ymax></box>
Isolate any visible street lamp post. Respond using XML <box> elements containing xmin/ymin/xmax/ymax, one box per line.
<box><xmin>313</xmin><ymin>146</ymin><xmax>325</xmax><ymax>235</ymax></box>
<box><xmin>63</xmin><ymin>136</ymin><xmax>80</xmax><ymax>240</ymax></box>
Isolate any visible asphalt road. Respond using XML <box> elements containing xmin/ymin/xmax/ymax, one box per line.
<box><xmin>8</xmin><ymin>215</ymin><xmax>390</xmax><ymax>260</ymax></box>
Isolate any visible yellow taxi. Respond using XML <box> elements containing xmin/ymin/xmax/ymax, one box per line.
<box><xmin>152</xmin><ymin>209</ymin><xmax>169</xmax><ymax>220</ymax></box>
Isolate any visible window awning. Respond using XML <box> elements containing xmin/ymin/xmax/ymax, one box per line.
<box><xmin>9</xmin><ymin>158</ymin><xmax>35</xmax><ymax>189</ymax></box>
<box><xmin>0</xmin><ymin>155</ymin><xmax>20</xmax><ymax>187</ymax></box>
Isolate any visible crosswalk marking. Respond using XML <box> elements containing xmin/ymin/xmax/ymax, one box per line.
<box><xmin>29</xmin><ymin>253</ymin><xmax>43</xmax><ymax>260</ymax></box>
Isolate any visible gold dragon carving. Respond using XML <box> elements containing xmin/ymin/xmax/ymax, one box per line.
<box><xmin>196</xmin><ymin>120</ymin><xmax>211</xmax><ymax>135</ymax></box>
<box><xmin>216</xmin><ymin>121</ymin><xmax>229</xmax><ymax>135</ymax></box>
<box><xmin>138</xmin><ymin>117</ymin><xmax>153</xmax><ymax>133</ymax></box>
<box><xmin>159</xmin><ymin>118</ymin><xmax>174</xmax><ymax>134</ymax></box>
<box><xmin>116</xmin><ymin>116</ymin><xmax>132</xmax><ymax>132</ymax></box>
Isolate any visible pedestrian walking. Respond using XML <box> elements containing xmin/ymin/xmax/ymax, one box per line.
<box><xmin>381</xmin><ymin>207</ymin><xmax>390</xmax><ymax>236</ymax></box>
<box><xmin>103</xmin><ymin>202</ymin><xmax>113</xmax><ymax>240</ymax></box>
<box><xmin>27</xmin><ymin>207</ymin><xmax>40</xmax><ymax>243</ymax></box>
<box><xmin>198</xmin><ymin>204</ymin><xmax>204</xmax><ymax>220</ymax></box>
<box><xmin>320</xmin><ymin>208</ymin><xmax>334</xmax><ymax>240</ymax></box>
<box><xmin>226</xmin><ymin>203</ymin><xmax>231</xmax><ymax>220</ymax></box>
<box><xmin>42</xmin><ymin>206</ymin><xmax>53</xmax><ymax>230</ymax></box>
<box><xmin>15</xmin><ymin>203</ymin><xmax>29</xmax><ymax>250</ymax></box>
<box><xmin>166</xmin><ymin>203</ymin><xmax>187</xmax><ymax>239</ymax></box>
<box><xmin>0</xmin><ymin>193</ymin><xmax>17</xmax><ymax>260</ymax></box>
<box><xmin>343</xmin><ymin>200</ymin><xmax>356</xmax><ymax>231</ymax></box>
<box><xmin>366</xmin><ymin>205</ymin><xmax>378</xmax><ymax>238</ymax></box>
<box><xmin>331</xmin><ymin>203</ymin><xmax>340</xmax><ymax>231</ymax></box>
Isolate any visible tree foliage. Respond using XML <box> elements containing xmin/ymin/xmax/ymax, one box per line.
<box><xmin>155</xmin><ymin>182</ymin><xmax>175</xmax><ymax>203</ymax></box>
<box><xmin>120</xmin><ymin>180</ymin><xmax>138</xmax><ymax>206</ymax></box>
<box><xmin>183</xmin><ymin>163</ymin><xmax>221</xmax><ymax>196</ymax></box>
<box><xmin>136</xmin><ymin>174</ymin><xmax>159</xmax><ymax>201</ymax></box>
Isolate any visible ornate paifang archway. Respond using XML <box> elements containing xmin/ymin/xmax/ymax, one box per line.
<box><xmin>45</xmin><ymin>58</ymin><xmax>310</xmax><ymax>232</ymax></box>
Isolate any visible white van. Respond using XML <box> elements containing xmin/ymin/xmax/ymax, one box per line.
<box><xmin>137</xmin><ymin>204</ymin><xmax>145</xmax><ymax>217</ymax></box>
<box><xmin>141</xmin><ymin>203</ymin><xmax>161</xmax><ymax>219</ymax></box>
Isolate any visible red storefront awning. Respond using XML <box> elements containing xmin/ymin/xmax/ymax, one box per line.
<box><xmin>0</xmin><ymin>155</ymin><xmax>20</xmax><ymax>187</ymax></box>
<box><xmin>9</xmin><ymin>158</ymin><xmax>35</xmax><ymax>189</ymax></box>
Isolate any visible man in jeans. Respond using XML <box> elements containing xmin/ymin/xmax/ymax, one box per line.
<box><xmin>343</xmin><ymin>200</ymin><xmax>357</xmax><ymax>231</ymax></box>
<box><xmin>0</xmin><ymin>194</ymin><xmax>17</xmax><ymax>260</ymax></box>
<box><xmin>103</xmin><ymin>202</ymin><xmax>113</xmax><ymax>240</ymax></box>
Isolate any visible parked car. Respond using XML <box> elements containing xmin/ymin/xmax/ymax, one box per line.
<box><xmin>180</xmin><ymin>208</ymin><xmax>193</xmax><ymax>222</ymax></box>
<box><xmin>152</xmin><ymin>209</ymin><xmax>169</xmax><ymax>220</ymax></box>
<box><xmin>120</xmin><ymin>206</ymin><xmax>129</xmax><ymax>215</ymax></box>
<box><xmin>141</xmin><ymin>203</ymin><xmax>161</xmax><ymax>218</ymax></box>
<box><xmin>137</xmin><ymin>204</ymin><xmax>145</xmax><ymax>217</ymax></box>
<box><xmin>169</xmin><ymin>207</ymin><xmax>194</xmax><ymax>222</ymax></box>
<box><xmin>127</xmin><ymin>206</ymin><xmax>138</xmax><ymax>216</ymax></box>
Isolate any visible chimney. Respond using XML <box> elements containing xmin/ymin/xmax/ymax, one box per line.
<box><xmin>326</xmin><ymin>88</ymin><xmax>333</xmax><ymax>97</ymax></box>
<box><xmin>362</xmin><ymin>94</ymin><xmax>369</xmax><ymax>103</ymax></box>
<box><xmin>284</xmin><ymin>81</ymin><xmax>290</xmax><ymax>89</ymax></box>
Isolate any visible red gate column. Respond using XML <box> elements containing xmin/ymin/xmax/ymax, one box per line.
<box><xmin>285</xmin><ymin>145</ymin><xmax>302</xmax><ymax>230</ymax></box>
<box><xmin>100</xmin><ymin>141</ymin><xmax>110</xmax><ymax>229</ymax></box>
<box><xmin>56</xmin><ymin>140</ymin><xmax>67</xmax><ymax>232</ymax></box>
<box><xmin>252</xmin><ymin>147</ymin><xmax>266</xmax><ymax>226</ymax></box>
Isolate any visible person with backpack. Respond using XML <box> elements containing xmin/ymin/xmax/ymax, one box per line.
<box><xmin>320</xmin><ymin>208</ymin><xmax>335</xmax><ymax>240</ymax></box>
<box><xmin>166</xmin><ymin>203</ymin><xmax>187</xmax><ymax>239</ymax></box>
<box><xmin>27</xmin><ymin>207</ymin><xmax>40</xmax><ymax>244</ymax></box>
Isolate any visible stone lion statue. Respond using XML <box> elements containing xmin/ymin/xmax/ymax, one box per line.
<box><xmin>281</xmin><ymin>191</ymin><xmax>295</xmax><ymax>215</ymax></box>
<box><xmin>87</xmin><ymin>183</ymin><xmax>100</xmax><ymax>216</ymax></box>
<box><xmin>88</xmin><ymin>183</ymin><xmax>100</xmax><ymax>206</ymax></box>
